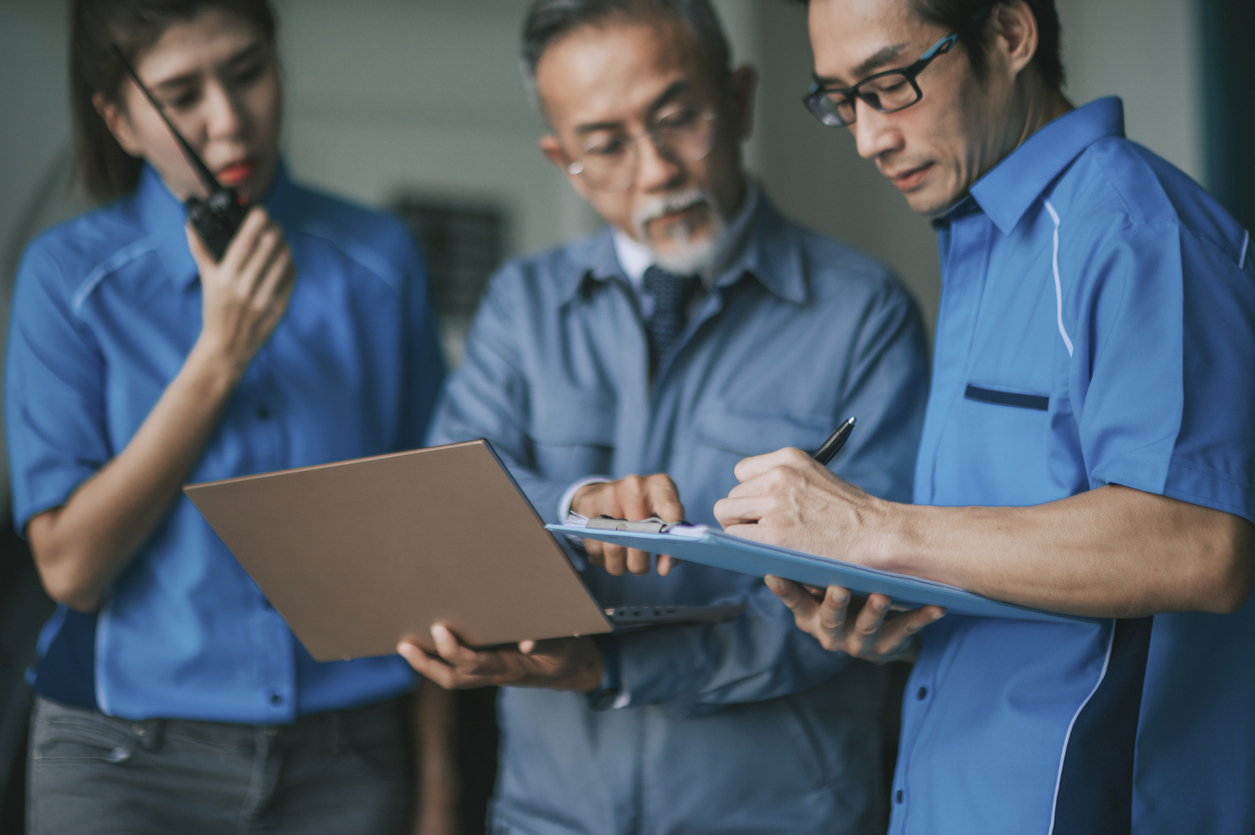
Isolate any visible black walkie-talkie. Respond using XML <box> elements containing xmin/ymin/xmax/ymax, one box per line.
<box><xmin>112</xmin><ymin>45</ymin><xmax>250</xmax><ymax>261</ymax></box>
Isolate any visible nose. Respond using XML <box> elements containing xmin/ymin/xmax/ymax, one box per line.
<box><xmin>635</xmin><ymin>132</ymin><xmax>685</xmax><ymax>193</ymax></box>
<box><xmin>849</xmin><ymin>99</ymin><xmax>902</xmax><ymax>163</ymax></box>
<box><xmin>202</xmin><ymin>79</ymin><xmax>247</xmax><ymax>144</ymax></box>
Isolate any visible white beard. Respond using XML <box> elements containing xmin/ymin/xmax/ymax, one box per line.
<box><xmin>632</xmin><ymin>187</ymin><xmax>727</xmax><ymax>275</ymax></box>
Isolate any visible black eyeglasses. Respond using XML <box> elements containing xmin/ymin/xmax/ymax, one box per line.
<box><xmin>803</xmin><ymin>30</ymin><xmax>959</xmax><ymax>128</ymax></box>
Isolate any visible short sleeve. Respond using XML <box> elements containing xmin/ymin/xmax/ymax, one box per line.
<box><xmin>5</xmin><ymin>244</ymin><xmax>112</xmax><ymax>532</ymax></box>
<box><xmin>1074</xmin><ymin>222</ymin><xmax>1255</xmax><ymax>523</ymax></box>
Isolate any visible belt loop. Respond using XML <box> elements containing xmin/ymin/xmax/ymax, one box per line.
<box><xmin>130</xmin><ymin>717</ymin><xmax>165</xmax><ymax>751</ymax></box>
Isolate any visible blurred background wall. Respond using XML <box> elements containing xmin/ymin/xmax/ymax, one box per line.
<box><xmin>0</xmin><ymin>0</ymin><xmax>1244</xmax><ymax>830</ymax></box>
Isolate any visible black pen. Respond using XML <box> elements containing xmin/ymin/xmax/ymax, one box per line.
<box><xmin>813</xmin><ymin>416</ymin><xmax>856</xmax><ymax>465</ymax></box>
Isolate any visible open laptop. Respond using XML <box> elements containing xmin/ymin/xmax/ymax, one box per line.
<box><xmin>184</xmin><ymin>440</ymin><xmax>742</xmax><ymax>660</ymax></box>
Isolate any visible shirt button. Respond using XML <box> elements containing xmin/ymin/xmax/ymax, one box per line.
<box><xmin>896</xmin><ymin>789</ymin><xmax>904</xmax><ymax>804</ymax></box>
<box><xmin>269</xmin><ymin>693</ymin><xmax>283</xmax><ymax>705</ymax></box>
<box><xmin>257</xmin><ymin>406</ymin><xmax>271</xmax><ymax>420</ymax></box>
<box><xmin>917</xmin><ymin>686</ymin><xmax>928</xmax><ymax>700</ymax></box>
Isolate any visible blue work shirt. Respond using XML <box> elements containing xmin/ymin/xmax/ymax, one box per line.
<box><xmin>893</xmin><ymin>98</ymin><xmax>1255</xmax><ymax>834</ymax></box>
<box><xmin>429</xmin><ymin>191</ymin><xmax>931</xmax><ymax>835</ymax></box>
<box><xmin>6</xmin><ymin>162</ymin><xmax>444</xmax><ymax>723</ymax></box>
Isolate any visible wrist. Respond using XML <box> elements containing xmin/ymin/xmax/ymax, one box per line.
<box><xmin>584</xmin><ymin>636</ymin><xmax>620</xmax><ymax>706</ymax></box>
<box><xmin>185</xmin><ymin>335</ymin><xmax>248</xmax><ymax>391</ymax></box>
<box><xmin>569</xmin><ymin>482</ymin><xmax>601</xmax><ymax>518</ymax></box>
<box><xmin>874</xmin><ymin>497</ymin><xmax>918</xmax><ymax>575</ymax></box>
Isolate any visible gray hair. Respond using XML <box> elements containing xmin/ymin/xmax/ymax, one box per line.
<box><xmin>521</xmin><ymin>0</ymin><xmax>732</xmax><ymax>112</ymax></box>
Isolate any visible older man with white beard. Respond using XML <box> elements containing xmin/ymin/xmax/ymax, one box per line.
<box><xmin>398</xmin><ymin>1</ymin><xmax>930</xmax><ymax>832</ymax></box>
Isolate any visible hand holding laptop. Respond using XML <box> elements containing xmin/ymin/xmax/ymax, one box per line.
<box><xmin>398</xmin><ymin>625</ymin><xmax>603</xmax><ymax>693</ymax></box>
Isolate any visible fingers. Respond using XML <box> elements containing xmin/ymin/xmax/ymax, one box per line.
<box><xmin>647</xmin><ymin>475</ymin><xmax>686</xmax><ymax>524</ymax></box>
<box><xmin>255</xmin><ymin>246</ymin><xmax>296</xmax><ymax>313</ymax></box>
<box><xmin>713</xmin><ymin>496</ymin><xmax>765</xmax><ymax>529</ymax></box>
<box><xmin>592</xmin><ymin>544</ymin><xmax>652</xmax><ymax>577</ymax></box>
<box><xmin>766</xmin><ymin>578</ymin><xmax>944</xmax><ymax>661</ymax></box>
<box><xmin>576</xmin><ymin>473</ymin><xmax>685</xmax><ymax>576</ymax></box>
<box><xmin>396</xmin><ymin>639</ymin><xmax>462</xmax><ymax>689</ymax></box>
<box><xmin>732</xmin><ymin>447</ymin><xmax>811</xmax><ymax>484</ymax></box>
<box><xmin>846</xmin><ymin>593</ymin><xmax>891</xmax><ymax>655</ymax></box>
<box><xmin>766</xmin><ymin>577</ymin><xmax>853</xmax><ymax>652</ymax></box>
<box><xmin>765</xmin><ymin>575</ymin><xmax>811</xmax><ymax>611</ymax></box>
<box><xmin>396</xmin><ymin>625</ymin><xmax>516</xmax><ymax>690</ymax></box>
<box><xmin>656</xmin><ymin>554</ymin><xmax>680</xmax><ymax>576</ymax></box>
<box><xmin>818</xmin><ymin>586</ymin><xmax>851</xmax><ymax>638</ymax></box>
<box><xmin>208</xmin><ymin>206</ymin><xmax>270</xmax><ymax>275</ymax></box>
<box><xmin>868</xmin><ymin>606</ymin><xmax>945</xmax><ymax>658</ymax></box>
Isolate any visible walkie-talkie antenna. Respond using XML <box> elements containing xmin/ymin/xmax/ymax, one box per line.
<box><xmin>111</xmin><ymin>44</ymin><xmax>223</xmax><ymax>196</ymax></box>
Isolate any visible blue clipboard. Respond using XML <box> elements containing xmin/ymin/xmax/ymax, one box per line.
<box><xmin>547</xmin><ymin>524</ymin><xmax>1097</xmax><ymax>626</ymax></box>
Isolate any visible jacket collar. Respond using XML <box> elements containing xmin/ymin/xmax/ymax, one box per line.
<box><xmin>557</xmin><ymin>188</ymin><xmax>807</xmax><ymax>307</ymax></box>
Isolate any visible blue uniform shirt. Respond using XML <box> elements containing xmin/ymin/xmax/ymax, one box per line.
<box><xmin>893</xmin><ymin>98</ymin><xmax>1255</xmax><ymax>834</ymax></box>
<box><xmin>6</xmin><ymin>162</ymin><xmax>445</xmax><ymax>723</ymax></box>
<box><xmin>430</xmin><ymin>192</ymin><xmax>931</xmax><ymax>835</ymax></box>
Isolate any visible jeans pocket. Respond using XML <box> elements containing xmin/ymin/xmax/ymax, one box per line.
<box><xmin>344</xmin><ymin>701</ymin><xmax>412</xmax><ymax>779</ymax></box>
<box><xmin>30</xmin><ymin>703</ymin><xmax>139</xmax><ymax>764</ymax></box>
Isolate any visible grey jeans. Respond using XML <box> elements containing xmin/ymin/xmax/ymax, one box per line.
<box><xmin>27</xmin><ymin>695</ymin><xmax>414</xmax><ymax>835</ymax></box>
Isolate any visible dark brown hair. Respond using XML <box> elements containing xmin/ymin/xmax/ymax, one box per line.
<box><xmin>70</xmin><ymin>0</ymin><xmax>277</xmax><ymax>203</ymax></box>
<box><xmin>790</xmin><ymin>0</ymin><xmax>1064</xmax><ymax>91</ymax></box>
<box><xmin>913</xmin><ymin>0</ymin><xmax>1063</xmax><ymax>90</ymax></box>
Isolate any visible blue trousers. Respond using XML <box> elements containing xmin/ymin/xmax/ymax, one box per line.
<box><xmin>26</xmin><ymin>695</ymin><xmax>413</xmax><ymax>834</ymax></box>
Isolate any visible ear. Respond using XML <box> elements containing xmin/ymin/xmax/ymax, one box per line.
<box><xmin>93</xmin><ymin>90</ymin><xmax>144</xmax><ymax>157</ymax></box>
<box><xmin>538</xmin><ymin>133</ymin><xmax>593</xmax><ymax>200</ymax></box>
<box><xmin>989</xmin><ymin>0</ymin><xmax>1040</xmax><ymax>79</ymax></box>
<box><xmin>725</xmin><ymin>64</ymin><xmax>758</xmax><ymax>142</ymax></box>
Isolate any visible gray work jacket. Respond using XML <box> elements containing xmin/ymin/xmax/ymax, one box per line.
<box><xmin>428</xmin><ymin>194</ymin><xmax>930</xmax><ymax>835</ymax></box>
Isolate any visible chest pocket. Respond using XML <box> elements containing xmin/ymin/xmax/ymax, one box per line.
<box><xmin>530</xmin><ymin>390</ymin><xmax>616</xmax><ymax>482</ymax></box>
<box><xmin>964</xmin><ymin>383</ymin><xmax>1049</xmax><ymax>411</ymax></box>
<box><xmin>943</xmin><ymin>380</ymin><xmax>1059</xmax><ymax>505</ymax></box>
<box><xmin>692</xmin><ymin>407</ymin><xmax>834</xmax><ymax>458</ymax></box>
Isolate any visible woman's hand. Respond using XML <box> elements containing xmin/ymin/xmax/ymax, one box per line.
<box><xmin>188</xmin><ymin>206</ymin><xmax>296</xmax><ymax>376</ymax></box>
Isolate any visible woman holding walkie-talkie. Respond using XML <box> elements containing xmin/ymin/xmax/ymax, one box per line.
<box><xmin>6</xmin><ymin>2</ymin><xmax>454</xmax><ymax>833</ymax></box>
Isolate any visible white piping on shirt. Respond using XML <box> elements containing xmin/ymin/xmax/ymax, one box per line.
<box><xmin>1044</xmin><ymin>201</ymin><xmax>1074</xmax><ymax>357</ymax></box>
<box><xmin>1046</xmin><ymin>623</ymin><xmax>1116</xmax><ymax>835</ymax></box>
<box><xmin>72</xmin><ymin>240</ymin><xmax>158</xmax><ymax>313</ymax></box>
<box><xmin>1240</xmin><ymin>229</ymin><xmax>1250</xmax><ymax>271</ymax></box>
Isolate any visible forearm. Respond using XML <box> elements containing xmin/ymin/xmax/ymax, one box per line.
<box><xmin>411</xmin><ymin>684</ymin><xmax>459</xmax><ymax>834</ymax></box>
<box><xmin>884</xmin><ymin>485</ymin><xmax>1255</xmax><ymax>617</ymax></box>
<box><xmin>30</xmin><ymin>340</ymin><xmax>242</xmax><ymax>610</ymax></box>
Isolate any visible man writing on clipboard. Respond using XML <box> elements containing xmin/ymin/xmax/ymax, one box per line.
<box><xmin>716</xmin><ymin>0</ymin><xmax>1255</xmax><ymax>832</ymax></box>
<box><xmin>396</xmin><ymin>1</ymin><xmax>931</xmax><ymax>832</ymax></box>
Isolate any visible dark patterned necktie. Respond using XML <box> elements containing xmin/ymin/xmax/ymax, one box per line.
<box><xmin>643</xmin><ymin>265</ymin><xmax>701</xmax><ymax>375</ymax></box>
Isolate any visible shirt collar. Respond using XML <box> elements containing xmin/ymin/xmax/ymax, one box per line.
<box><xmin>135</xmin><ymin>159</ymin><xmax>296</xmax><ymax>291</ymax></box>
<box><xmin>560</xmin><ymin>179</ymin><xmax>805</xmax><ymax>306</ymax></box>
<box><xmin>970</xmin><ymin>96</ymin><xmax>1126</xmax><ymax>236</ymax></box>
